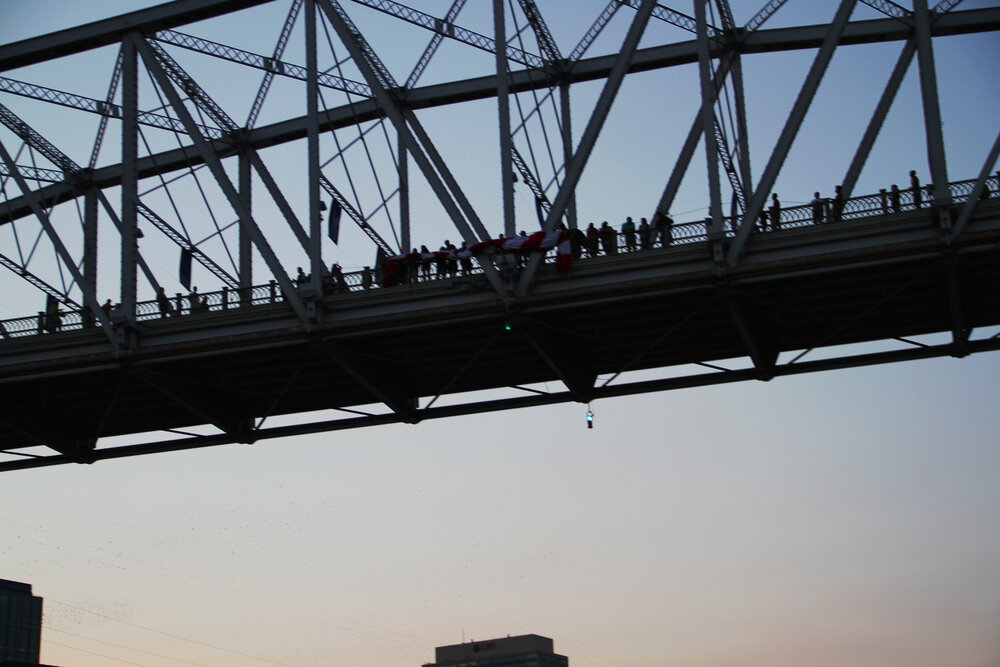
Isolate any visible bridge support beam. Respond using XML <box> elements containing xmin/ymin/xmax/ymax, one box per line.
<box><xmin>943</xmin><ymin>257</ymin><xmax>969</xmax><ymax>358</ymax></box>
<box><xmin>519</xmin><ymin>0</ymin><xmax>657</xmax><ymax>295</ymax></box>
<box><xmin>728</xmin><ymin>0</ymin><xmax>857</xmax><ymax>265</ymax></box>
<box><xmin>131</xmin><ymin>367</ymin><xmax>257</xmax><ymax>443</ymax></box>
<box><xmin>842</xmin><ymin>40</ymin><xmax>915</xmax><ymax>197</ymax></box>
<box><xmin>720</xmin><ymin>288</ymin><xmax>779</xmax><ymax>380</ymax></box>
<box><xmin>238</xmin><ymin>148</ymin><xmax>253</xmax><ymax>299</ymax></box>
<box><xmin>952</xmin><ymin>132</ymin><xmax>1000</xmax><ymax>237</ymax></box>
<box><xmin>495</xmin><ymin>0</ymin><xmax>515</xmax><ymax>237</ymax></box>
<box><xmin>696</xmin><ymin>0</ymin><xmax>724</xmax><ymax>239</ymax></box>
<box><xmin>316</xmin><ymin>0</ymin><xmax>506</xmax><ymax>296</ymax></box>
<box><xmin>132</xmin><ymin>34</ymin><xmax>310</xmax><ymax>322</ymax></box>
<box><xmin>313</xmin><ymin>341</ymin><xmax>420</xmax><ymax>423</ymax></box>
<box><xmin>516</xmin><ymin>317</ymin><xmax>597</xmax><ymax>403</ymax></box>
<box><xmin>121</xmin><ymin>31</ymin><xmax>139</xmax><ymax>332</ymax></box>
<box><xmin>914</xmin><ymin>0</ymin><xmax>951</xmax><ymax>214</ymax></box>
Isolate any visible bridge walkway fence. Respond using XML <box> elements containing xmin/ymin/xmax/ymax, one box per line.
<box><xmin>2</xmin><ymin>175</ymin><xmax>997</xmax><ymax>340</ymax></box>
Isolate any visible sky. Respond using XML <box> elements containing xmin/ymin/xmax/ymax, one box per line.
<box><xmin>1</xmin><ymin>1</ymin><xmax>1000</xmax><ymax>666</ymax></box>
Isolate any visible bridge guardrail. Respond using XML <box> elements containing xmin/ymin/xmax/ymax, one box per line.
<box><xmin>2</xmin><ymin>175</ymin><xmax>997</xmax><ymax>340</ymax></box>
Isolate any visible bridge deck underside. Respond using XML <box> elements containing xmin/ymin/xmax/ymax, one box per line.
<box><xmin>3</xmin><ymin>216</ymin><xmax>999</xmax><ymax>455</ymax></box>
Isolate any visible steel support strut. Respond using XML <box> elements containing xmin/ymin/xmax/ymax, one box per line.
<box><xmin>518</xmin><ymin>0</ymin><xmax>658</xmax><ymax>295</ymax></box>
<box><xmin>728</xmin><ymin>0</ymin><xmax>858</xmax><ymax>265</ymax></box>
<box><xmin>914</xmin><ymin>0</ymin><xmax>951</xmax><ymax>214</ymax></box>
<box><xmin>696</xmin><ymin>0</ymin><xmax>723</xmax><ymax>239</ymax></box>
<box><xmin>316</xmin><ymin>0</ymin><xmax>506</xmax><ymax>295</ymax></box>
<box><xmin>495</xmin><ymin>0</ymin><xmax>515</xmax><ymax>237</ymax></box>
<box><xmin>121</xmin><ymin>33</ymin><xmax>139</xmax><ymax>332</ymax></box>
<box><xmin>306</xmin><ymin>0</ymin><xmax>325</xmax><ymax>297</ymax></box>
<box><xmin>131</xmin><ymin>34</ymin><xmax>309</xmax><ymax>321</ymax></box>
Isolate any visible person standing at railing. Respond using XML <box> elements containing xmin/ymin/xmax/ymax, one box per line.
<box><xmin>156</xmin><ymin>286</ymin><xmax>173</xmax><ymax>317</ymax></box>
<box><xmin>832</xmin><ymin>185</ymin><xmax>845</xmax><ymax>223</ymax></box>
<box><xmin>890</xmin><ymin>184</ymin><xmax>901</xmax><ymax>213</ymax></box>
<box><xmin>769</xmin><ymin>194</ymin><xmax>781</xmax><ymax>231</ymax></box>
<box><xmin>638</xmin><ymin>217</ymin><xmax>651</xmax><ymax>250</ymax></box>
<box><xmin>653</xmin><ymin>210</ymin><xmax>673</xmax><ymax>247</ymax></box>
<box><xmin>879</xmin><ymin>188</ymin><xmax>889</xmax><ymax>213</ymax></box>
<box><xmin>458</xmin><ymin>241</ymin><xmax>474</xmax><ymax>273</ymax></box>
<box><xmin>599</xmin><ymin>221</ymin><xmax>617</xmax><ymax>255</ymax></box>
<box><xmin>910</xmin><ymin>170</ymin><xmax>922</xmax><ymax>209</ymax></box>
<box><xmin>585</xmin><ymin>222</ymin><xmax>599</xmax><ymax>258</ymax></box>
<box><xmin>621</xmin><ymin>217</ymin><xmax>637</xmax><ymax>252</ymax></box>
<box><xmin>187</xmin><ymin>287</ymin><xmax>199</xmax><ymax>314</ymax></box>
<box><xmin>810</xmin><ymin>192</ymin><xmax>825</xmax><ymax>224</ymax></box>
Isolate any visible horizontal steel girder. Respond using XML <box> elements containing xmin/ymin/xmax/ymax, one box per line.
<box><xmin>2</xmin><ymin>7</ymin><xmax>998</xmax><ymax>225</ymax></box>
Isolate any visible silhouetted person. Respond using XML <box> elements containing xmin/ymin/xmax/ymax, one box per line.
<box><xmin>296</xmin><ymin>267</ymin><xmax>307</xmax><ymax>284</ymax></box>
<box><xmin>638</xmin><ymin>217</ymin><xmax>651</xmax><ymax>250</ymax></box>
<box><xmin>361</xmin><ymin>266</ymin><xmax>373</xmax><ymax>289</ymax></box>
<box><xmin>585</xmin><ymin>223</ymin><xmax>599</xmax><ymax>258</ymax></box>
<box><xmin>621</xmin><ymin>216</ymin><xmax>636</xmax><ymax>252</ymax></box>
<box><xmin>832</xmin><ymin>185</ymin><xmax>844</xmax><ymax>222</ymax></box>
<box><xmin>458</xmin><ymin>241</ymin><xmax>473</xmax><ymax>274</ymax></box>
<box><xmin>890</xmin><ymin>184</ymin><xmax>901</xmax><ymax>213</ymax></box>
<box><xmin>769</xmin><ymin>194</ymin><xmax>781</xmax><ymax>230</ymax></box>
<box><xmin>331</xmin><ymin>263</ymin><xmax>347</xmax><ymax>291</ymax></box>
<box><xmin>879</xmin><ymin>188</ymin><xmax>889</xmax><ymax>213</ymax></box>
<box><xmin>599</xmin><ymin>221</ymin><xmax>617</xmax><ymax>255</ymax></box>
<box><xmin>419</xmin><ymin>245</ymin><xmax>433</xmax><ymax>280</ymax></box>
<box><xmin>653</xmin><ymin>210</ymin><xmax>673</xmax><ymax>247</ymax></box>
<box><xmin>910</xmin><ymin>170</ymin><xmax>921</xmax><ymax>208</ymax></box>
<box><xmin>569</xmin><ymin>227</ymin><xmax>585</xmax><ymax>260</ymax></box>
<box><xmin>156</xmin><ymin>286</ymin><xmax>173</xmax><ymax>317</ymax></box>
<box><xmin>445</xmin><ymin>240</ymin><xmax>458</xmax><ymax>276</ymax></box>
<box><xmin>810</xmin><ymin>192</ymin><xmax>825</xmax><ymax>224</ymax></box>
<box><xmin>187</xmin><ymin>286</ymin><xmax>199</xmax><ymax>314</ymax></box>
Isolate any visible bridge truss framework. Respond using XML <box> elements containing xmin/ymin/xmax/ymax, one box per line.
<box><xmin>1</xmin><ymin>0</ymin><xmax>999</xmax><ymax>470</ymax></box>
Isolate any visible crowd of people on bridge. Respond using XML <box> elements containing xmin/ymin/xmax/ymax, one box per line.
<box><xmin>23</xmin><ymin>170</ymin><xmax>1000</xmax><ymax>333</ymax></box>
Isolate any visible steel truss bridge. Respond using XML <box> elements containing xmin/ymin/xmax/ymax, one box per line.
<box><xmin>0</xmin><ymin>0</ymin><xmax>998</xmax><ymax>471</ymax></box>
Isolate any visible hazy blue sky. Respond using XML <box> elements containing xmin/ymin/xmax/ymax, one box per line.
<box><xmin>1</xmin><ymin>1</ymin><xmax>999</xmax><ymax>666</ymax></box>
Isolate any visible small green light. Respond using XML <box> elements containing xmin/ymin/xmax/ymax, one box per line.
<box><xmin>504</xmin><ymin>322</ymin><xmax>511</xmax><ymax>331</ymax></box>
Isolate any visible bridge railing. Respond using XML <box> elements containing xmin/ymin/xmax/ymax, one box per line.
<box><xmin>2</xmin><ymin>175</ymin><xmax>997</xmax><ymax>340</ymax></box>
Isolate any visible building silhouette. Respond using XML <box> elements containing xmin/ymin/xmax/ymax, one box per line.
<box><xmin>423</xmin><ymin>634</ymin><xmax>568</xmax><ymax>666</ymax></box>
<box><xmin>0</xmin><ymin>578</ymin><xmax>44</xmax><ymax>665</ymax></box>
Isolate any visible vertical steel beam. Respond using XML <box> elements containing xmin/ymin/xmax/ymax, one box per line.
<box><xmin>238</xmin><ymin>147</ymin><xmax>253</xmax><ymax>293</ymax></box>
<box><xmin>306</xmin><ymin>0</ymin><xmax>324</xmax><ymax>293</ymax></box>
<box><xmin>121</xmin><ymin>32</ymin><xmax>139</xmax><ymax>330</ymax></box>
<box><xmin>731</xmin><ymin>55</ymin><xmax>752</xmax><ymax>208</ymax></box>
<box><xmin>560</xmin><ymin>80</ymin><xmax>577</xmax><ymax>230</ymax></box>
<box><xmin>696</xmin><ymin>0</ymin><xmax>723</xmax><ymax>237</ymax></box>
<box><xmin>913</xmin><ymin>0</ymin><xmax>951</xmax><ymax>211</ymax></box>
<box><xmin>399</xmin><ymin>132</ymin><xmax>409</xmax><ymax>252</ymax></box>
<box><xmin>727</xmin><ymin>0</ymin><xmax>857</xmax><ymax>265</ymax></box>
<box><xmin>495</xmin><ymin>0</ymin><xmax>515</xmax><ymax>236</ymax></box>
<box><xmin>841</xmin><ymin>40</ymin><xmax>915</xmax><ymax>196</ymax></box>
<box><xmin>83</xmin><ymin>187</ymin><xmax>98</xmax><ymax>309</ymax></box>
<box><xmin>654</xmin><ymin>53</ymin><xmax>734</xmax><ymax>218</ymax></box>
